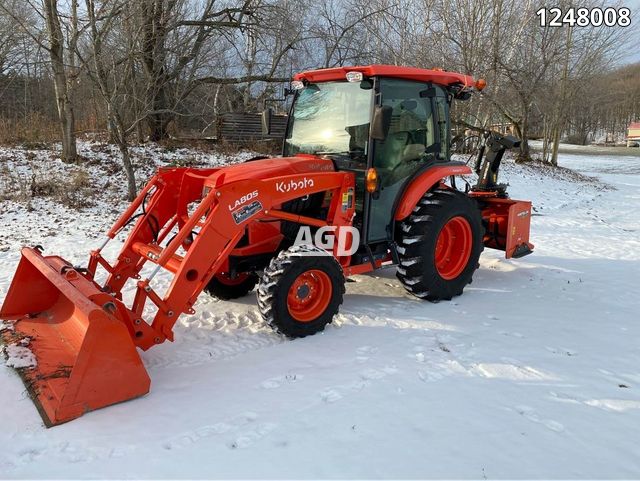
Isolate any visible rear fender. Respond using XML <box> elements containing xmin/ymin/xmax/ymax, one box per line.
<box><xmin>394</xmin><ymin>164</ymin><xmax>472</xmax><ymax>221</ymax></box>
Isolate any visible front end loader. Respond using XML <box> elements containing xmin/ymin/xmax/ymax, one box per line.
<box><xmin>1</xmin><ymin>65</ymin><xmax>533</xmax><ymax>426</ymax></box>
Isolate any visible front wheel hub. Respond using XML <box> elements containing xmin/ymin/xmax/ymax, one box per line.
<box><xmin>287</xmin><ymin>270</ymin><xmax>332</xmax><ymax>322</ymax></box>
<box><xmin>296</xmin><ymin>284</ymin><xmax>310</xmax><ymax>299</ymax></box>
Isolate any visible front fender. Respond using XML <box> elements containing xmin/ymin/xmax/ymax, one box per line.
<box><xmin>393</xmin><ymin>164</ymin><xmax>472</xmax><ymax>220</ymax></box>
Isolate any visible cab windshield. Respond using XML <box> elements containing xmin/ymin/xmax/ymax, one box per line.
<box><xmin>284</xmin><ymin>81</ymin><xmax>373</xmax><ymax>162</ymax></box>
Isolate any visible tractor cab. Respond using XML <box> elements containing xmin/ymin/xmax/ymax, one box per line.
<box><xmin>283</xmin><ymin>66</ymin><xmax>466</xmax><ymax>253</ymax></box>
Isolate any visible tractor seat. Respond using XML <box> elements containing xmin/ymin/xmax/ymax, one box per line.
<box><xmin>402</xmin><ymin>143</ymin><xmax>426</xmax><ymax>162</ymax></box>
<box><xmin>378</xmin><ymin>130</ymin><xmax>427</xmax><ymax>168</ymax></box>
<box><xmin>378</xmin><ymin>131</ymin><xmax>411</xmax><ymax>169</ymax></box>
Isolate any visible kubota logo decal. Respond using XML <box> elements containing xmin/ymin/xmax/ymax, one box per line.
<box><xmin>228</xmin><ymin>190</ymin><xmax>259</xmax><ymax>211</ymax></box>
<box><xmin>275</xmin><ymin>177</ymin><xmax>314</xmax><ymax>193</ymax></box>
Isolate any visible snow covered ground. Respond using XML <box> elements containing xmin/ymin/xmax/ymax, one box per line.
<box><xmin>529</xmin><ymin>139</ymin><xmax>640</xmax><ymax>157</ymax></box>
<box><xmin>0</xmin><ymin>141</ymin><xmax>639</xmax><ymax>479</ymax></box>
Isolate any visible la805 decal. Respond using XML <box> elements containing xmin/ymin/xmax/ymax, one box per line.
<box><xmin>229</xmin><ymin>190</ymin><xmax>262</xmax><ymax>224</ymax></box>
<box><xmin>228</xmin><ymin>190</ymin><xmax>259</xmax><ymax>211</ymax></box>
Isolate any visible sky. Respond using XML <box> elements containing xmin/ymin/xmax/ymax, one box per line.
<box><xmin>621</xmin><ymin>0</ymin><xmax>640</xmax><ymax>63</ymax></box>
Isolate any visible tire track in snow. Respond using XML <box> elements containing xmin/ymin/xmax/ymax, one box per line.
<box><xmin>2</xmin><ymin>439</ymin><xmax>138</xmax><ymax>471</ymax></box>
<box><xmin>141</xmin><ymin>310</ymin><xmax>284</xmax><ymax>370</ymax></box>
<box><xmin>161</xmin><ymin>411</ymin><xmax>278</xmax><ymax>451</ymax></box>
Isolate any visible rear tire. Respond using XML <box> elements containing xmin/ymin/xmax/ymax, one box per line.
<box><xmin>396</xmin><ymin>189</ymin><xmax>483</xmax><ymax>301</ymax></box>
<box><xmin>205</xmin><ymin>272</ymin><xmax>258</xmax><ymax>300</ymax></box>
<box><xmin>257</xmin><ymin>245</ymin><xmax>345</xmax><ymax>338</ymax></box>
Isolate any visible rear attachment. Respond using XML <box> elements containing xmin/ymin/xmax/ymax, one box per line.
<box><xmin>479</xmin><ymin>198</ymin><xmax>534</xmax><ymax>258</ymax></box>
<box><xmin>470</xmin><ymin>130</ymin><xmax>534</xmax><ymax>258</ymax></box>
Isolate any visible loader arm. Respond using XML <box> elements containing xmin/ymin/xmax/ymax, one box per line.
<box><xmin>84</xmin><ymin>167</ymin><xmax>355</xmax><ymax>350</ymax></box>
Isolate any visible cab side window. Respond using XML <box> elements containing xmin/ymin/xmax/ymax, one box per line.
<box><xmin>373</xmin><ymin>79</ymin><xmax>436</xmax><ymax>179</ymax></box>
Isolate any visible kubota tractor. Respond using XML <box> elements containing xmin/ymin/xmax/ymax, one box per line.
<box><xmin>0</xmin><ymin>65</ymin><xmax>533</xmax><ymax>426</ymax></box>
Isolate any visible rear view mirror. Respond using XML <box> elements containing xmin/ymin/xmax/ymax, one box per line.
<box><xmin>371</xmin><ymin>105</ymin><xmax>393</xmax><ymax>140</ymax></box>
<box><xmin>261</xmin><ymin>108</ymin><xmax>273</xmax><ymax>136</ymax></box>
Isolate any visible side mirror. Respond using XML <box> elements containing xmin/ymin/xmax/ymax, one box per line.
<box><xmin>261</xmin><ymin>108</ymin><xmax>273</xmax><ymax>136</ymax></box>
<box><xmin>371</xmin><ymin>105</ymin><xmax>393</xmax><ymax>141</ymax></box>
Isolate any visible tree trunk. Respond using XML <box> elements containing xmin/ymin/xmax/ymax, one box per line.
<box><xmin>118</xmin><ymin>140</ymin><xmax>137</xmax><ymax>202</ymax></box>
<box><xmin>147</xmin><ymin>90</ymin><xmax>171</xmax><ymax>141</ymax></box>
<box><xmin>542</xmin><ymin>116</ymin><xmax>549</xmax><ymax>162</ymax></box>
<box><xmin>43</xmin><ymin>0</ymin><xmax>77</xmax><ymax>163</ymax></box>
<box><xmin>243</xmin><ymin>28</ymin><xmax>257</xmax><ymax>111</ymax></box>
<box><xmin>512</xmin><ymin>115</ymin><xmax>531</xmax><ymax>162</ymax></box>
<box><xmin>550</xmin><ymin>26</ymin><xmax>574</xmax><ymax>167</ymax></box>
<box><xmin>141</xmin><ymin>0</ymin><xmax>171</xmax><ymax>142</ymax></box>
<box><xmin>61</xmin><ymin>98</ymin><xmax>76</xmax><ymax>161</ymax></box>
<box><xmin>112</xmin><ymin>116</ymin><xmax>136</xmax><ymax>200</ymax></box>
<box><xmin>135</xmin><ymin>120</ymin><xmax>144</xmax><ymax>144</ymax></box>
<box><xmin>550</xmin><ymin>121</ymin><xmax>561</xmax><ymax>167</ymax></box>
<box><xmin>519</xmin><ymin>138</ymin><xmax>531</xmax><ymax>162</ymax></box>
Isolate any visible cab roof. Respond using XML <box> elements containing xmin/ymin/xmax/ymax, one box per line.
<box><xmin>293</xmin><ymin>64</ymin><xmax>476</xmax><ymax>89</ymax></box>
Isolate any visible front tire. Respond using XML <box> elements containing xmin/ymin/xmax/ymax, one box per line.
<box><xmin>257</xmin><ymin>245</ymin><xmax>345</xmax><ymax>338</ymax></box>
<box><xmin>396</xmin><ymin>189</ymin><xmax>484</xmax><ymax>301</ymax></box>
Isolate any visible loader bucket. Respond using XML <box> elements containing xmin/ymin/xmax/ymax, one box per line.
<box><xmin>0</xmin><ymin>248</ymin><xmax>150</xmax><ymax>427</ymax></box>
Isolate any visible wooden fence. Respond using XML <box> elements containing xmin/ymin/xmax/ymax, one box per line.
<box><xmin>217</xmin><ymin>112</ymin><xmax>288</xmax><ymax>141</ymax></box>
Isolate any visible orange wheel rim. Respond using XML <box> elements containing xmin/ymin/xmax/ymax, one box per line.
<box><xmin>286</xmin><ymin>270</ymin><xmax>332</xmax><ymax>322</ymax></box>
<box><xmin>434</xmin><ymin>216</ymin><xmax>473</xmax><ymax>280</ymax></box>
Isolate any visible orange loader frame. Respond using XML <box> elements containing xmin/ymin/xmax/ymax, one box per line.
<box><xmin>0</xmin><ymin>157</ymin><xmax>382</xmax><ymax>426</ymax></box>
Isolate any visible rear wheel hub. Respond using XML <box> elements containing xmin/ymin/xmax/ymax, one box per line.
<box><xmin>435</xmin><ymin>216</ymin><xmax>473</xmax><ymax>280</ymax></box>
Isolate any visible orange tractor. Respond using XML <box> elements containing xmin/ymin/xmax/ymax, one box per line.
<box><xmin>0</xmin><ymin>65</ymin><xmax>533</xmax><ymax>426</ymax></box>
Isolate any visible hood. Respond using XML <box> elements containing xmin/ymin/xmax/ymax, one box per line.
<box><xmin>214</xmin><ymin>154</ymin><xmax>335</xmax><ymax>185</ymax></box>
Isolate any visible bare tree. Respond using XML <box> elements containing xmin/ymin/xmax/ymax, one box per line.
<box><xmin>134</xmin><ymin>0</ymin><xmax>280</xmax><ymax>139</ymax></box>
<box><xmin>80</xmin><ymin>0</ymin><xmax>140</xmax><ymax>199</ymax></box>
<box><xmin>42</xmin><ymin>0</ymin><xmax>79</xmax><ymax>161</ymax></box>
<box><xmin>1</xmin><ymin>0</ymin><xmax>80</xmax><ymax>160</ymax></box>
<box><xmin>544</xmin><ymin>1</ymin><xmax>629</xmax><ymax>164</ymax></box>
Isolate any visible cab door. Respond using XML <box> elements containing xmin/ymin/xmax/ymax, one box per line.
<box><xmin>365</xmin><ymin>78</ymin><xmax>449</xmax><ymax>242</ymax></box>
